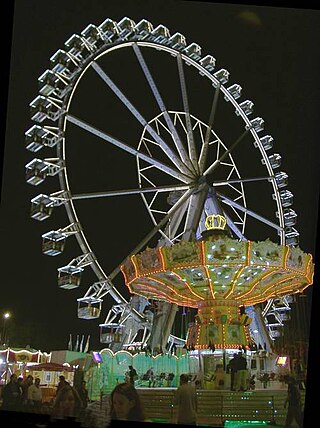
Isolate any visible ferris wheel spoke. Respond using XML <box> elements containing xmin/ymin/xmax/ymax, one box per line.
<box><xmin>71</xmin><ymin>183</ymin><xmax>191</xmax><ymax>200</ymax></box>
<box><xmin>132</xmin><ymin>44</ymin><xmax>196</xmax><ymax>176</ymax></box>
<box><xmin>217</xmin><ymin>191</ymin><xmax>283</xmax><ymax>232</ymax></box>
<box><xmin>107</xmin><ymin>186</ymin><xmax>196</xmax><ymax>281</ymax></box>
<box><xmin>67</xmin><ymin>114</ymin><xmax>190</xmax><ymax>183</ymax></box>
<box><xmin>212</xmin><ymin>176</ymin><xmax>273</xmax><ymax>187</ymax></box>
<box><xmin>183</xmin><ymin>186</ymin><xmax>209</xmax><ymax>241</ymax></box>
<box><xmin>198</xmin><ymin>85</ymin><xmax>220</xmax><ymax>174</ymax></box>
<box><xmin>223</xmin><ymin>211</ymin><xmax>247</xmax><ymax>240</ymax></box>
<box><xmin>91</xmin><ymin>61</ymin><xmax>192</xmax><ymax>176</ymax></box>
<box><xmin>158</xmin><ymin>199</ymin><xmax>191</xmax><ymax>245</ymax></box>
<box><xmin>176</xmin><ymin>54</ymin><xmax>199</xmax><ymax>174</ymax></box>
<box><xmin>203</xmin><ymin>128</ymin><xmax>250</xmax><ymax>177</ymax></box>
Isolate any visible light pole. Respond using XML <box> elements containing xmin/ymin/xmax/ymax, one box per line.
<box><xmin>1</xmin><ymin>312</ymin><xmax>11</xmax><ymax>345</ymax></box>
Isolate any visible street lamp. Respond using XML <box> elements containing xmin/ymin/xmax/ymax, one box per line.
<box><xmin>1</xmin><ymin>312</ymin><xmax>11</xmax><ymax>345</ymax></box>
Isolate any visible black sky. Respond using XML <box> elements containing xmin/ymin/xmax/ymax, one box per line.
<box><xmin>1</xmin><ymin>2</ymin><xmax>320</xmax><ymax>425</ymax></box>
<box><xmin>1</xmin><ymin>0</ymin><xmax>320</xmax><ymax>367</ymax></box>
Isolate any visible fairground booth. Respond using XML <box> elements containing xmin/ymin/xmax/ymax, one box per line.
<box><xmin>0</xmin><ymin>347</ymin><xmax>51</xmax><ymax>385</ymax></box>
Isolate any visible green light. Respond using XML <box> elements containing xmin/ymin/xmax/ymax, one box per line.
<box><xmin>224</xmin><ymin>421</ymin><xmax>271</xmax><ymax>428</ymax></box>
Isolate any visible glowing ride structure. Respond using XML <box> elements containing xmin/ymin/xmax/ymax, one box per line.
<box><xmin>121</xmin><ymin>214</ymin><xmax>313</xmax><ymax>351</ymax></box>
<box><xmin>24</xmin><ymin>16</ymin><xmax>314</xmax><ymax>353</ymax></box>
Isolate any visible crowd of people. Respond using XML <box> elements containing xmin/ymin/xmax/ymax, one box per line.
<box><xmin>0</xmin><ymin>370</ymin><xmax>195</xmax><ymax>425</ymax></box>
<box><xmin>1</xmin><ymin>374</ymin><xmax>90</xmax><ymax>420</ymax></box>
<box><xmin>0</xmin><ymin>365</ymin><xmax>304</xmax><ymax>427</ymax></box>
<box><xmin>107</xmin><ymin>372</ymin><xmax>197</xmax><ymax>425</ymax></box>
<box><xmin>125</xmin><ymin>366</ymin><xmax>175</xmax><ymax>388</ymax></box>
<box><xmin>1</xmin><ymin>373</ymin><xmax>42</xmax><ymax>412</ymax></box>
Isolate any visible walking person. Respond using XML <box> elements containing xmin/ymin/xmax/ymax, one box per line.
<box><xmin>284</xmin><ymin>375</ymin><xmax>302</xmax><ymax>427</ymax></box>
<box><xmin>56</xmin><ymin>375</ymin><xmax>70</xmax><ymax>395</ymax></box>
<box><xmin>262</xmin><ymin>372</ymin><xmax>270</xmax><ymax>389</ymax></box>
<box><xmin>128</xmin><ymin>365</ymin><xmax>138</xmax><ymax>386</ymax></box>
<box><xmin>227</xmin><ymin>353</ymin><xmax>239</xmax><ymax>391</ymax></box>
<box><xmin>76</xmin><ymin>380</ymin><xmax>89</xmax><ymax>409</ymax></box>
<box><xmin>249</xmin><ymin>374</ymin><xmax>256</xmax><ymax>390</ymax></box>
<box><xmin>146</xmin><ymin>367</ymin><xmax>155</xmax><ymax>388</ymax></box>
<box><xmin>17</xmin><ymin>376</ymin><xmax>24</xmax><ymax>410</ymax></box>
<box><xmin>52</xmin><ymin>384</ymin><xmax>82</xmax><ymax>420</ymax></box>
<box><xmin>1</xmin><ymin>373</ymin><xmax>22</xmax><ymax>411</ymax></box>
<box><xmin>173</xmin><ymin>373</ymin><xmax>197</xmax><ymax>425</ymax></box>
<box><xmin>234</xmin><ymin>352</ymin><xmax>248</xmax><ymax>391</ymax></box>
<box><xmin>27</xmin><ymin>377</ymin><xmax>43</xmax><ymax>413</ymax></box>
<box><xmin>21</xmin><ymin>374</ymin><xmax>33</xmax><ymax>411</ymax></box>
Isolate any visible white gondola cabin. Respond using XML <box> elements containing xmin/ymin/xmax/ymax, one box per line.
<box><xmin>38</xmin><ymin>69</ymin><xmax>72</xmax><ymax>99</ymax></box>
<box><xmin>30</xmin><ymin>194</ymin><xmax>53</xmax><ymax>221</ymax></box>
<box><xmin>99</xmin><ymin>323</ymin><xmax>125</xmax><ymax>344</ymax></box>
<box><xmin>77</xmin><ymin>297</ymin><xmax>102</xmax><ymax>319</ymax></box>
<box><xmin>50</xmin><ymin>49</ymin><xmax>81</xmax><ymax>80</ymax></box>
<box><xmin>25</xmin><ymin>159</ymin><xmax>49</xmax><ymax>186</ymax></box>
<box><xmin>30</xmin><ymin>95</ymin><xmax>64</xmax><ymax>123</ymax></box>
<box><xmin>25</xmin><ymin>124</ymin><xmax>62</xmax><ymax>152</ymax></box>
<box><xmin>58</xmin><ymin>265</ymin><xmax>83</xmax><ymax>289</ymax></box>
<box><xmin>42</xmin><ymin>230</ymin><xmax>67</xmax><ymax>256</ymax></box>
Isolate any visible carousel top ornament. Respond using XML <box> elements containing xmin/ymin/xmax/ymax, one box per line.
<box><xmin>205</xmin><ymin>214</ymin><xmax>227</xmax><ymax>231</ymax></box>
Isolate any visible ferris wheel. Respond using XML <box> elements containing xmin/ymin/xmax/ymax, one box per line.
<box><xmin>25</xmin><ymin>17</ymin><xmax>299</xmax><ymax>352</ymax></box>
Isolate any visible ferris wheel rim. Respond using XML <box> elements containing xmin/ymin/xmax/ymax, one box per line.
<box><xmin>26</xmin><ymin>17</ymin><xmax>298</xmax><ymax>346</ymax></box>
<box><xmin>56</xmin><ymin>39</ymin><xmax>287</xmax><ymax>263</ymax></box>
<box><xmin>60</xmin><ymin>39</ymin><xmax>286</xmax><ymax>238</ymax></box>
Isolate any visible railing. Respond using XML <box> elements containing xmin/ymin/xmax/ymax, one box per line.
<box><xmin>137</xmin><ymin>388</ymin><xmax>305</xmax><ymax>426</ymax></box>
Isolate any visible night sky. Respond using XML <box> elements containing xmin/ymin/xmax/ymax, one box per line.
<box><xmin>1</xmin><ymin>0</ymin><xmax>319</xmax><ymax>371</ymax></box>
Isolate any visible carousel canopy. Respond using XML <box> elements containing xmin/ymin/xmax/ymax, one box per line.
<box><xmin>121</xmin><ymin>235</ymin><xmax>313</xmax><ymax>308</ymax></box>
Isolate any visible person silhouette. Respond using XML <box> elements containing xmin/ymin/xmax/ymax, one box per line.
<box><xmin>128</xmin><ymin>365</ymin><xmax>138</xmax><ymax>386</ymax></box>
<box><xmin>284</xmin><ymin>375</ymin><xmax>302</xmax><ymax>427</ymax></box>
<box><xmin>173</xmin><ymin>373</ymin><xmax>197</xmax><ymax>425</ymax></box>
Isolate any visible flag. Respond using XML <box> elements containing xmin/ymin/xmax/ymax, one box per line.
<box><xmin>79</xmin><ymin>335</ymin><xmax>85</xmax><ymax>352</ymax></box>
<box><xmin>74</xmin><ymin>334</ymin><xmax>79</xmax><ymax>352</ymax></box>
<box><xmin>84</xmin><ymin>335</ymin><xmax>91</xmax><ymax>353</ymax></box>
<box><xmin>67</xmin><ymin>334</ymin><xmax>73</xmax><ymax>351</ymax></box>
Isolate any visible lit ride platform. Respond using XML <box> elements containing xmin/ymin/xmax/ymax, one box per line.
<box><xmin>121</xmin><ymin>215</ymin><xmax>313</xmax><ymax>350</ymax></box>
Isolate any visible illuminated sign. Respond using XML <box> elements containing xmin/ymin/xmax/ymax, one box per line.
<box><xmin>276</xmin><ymin>356</ymin><xmax>288</xmax><ymax>366</ymax></box>
<box><xmin>92</xmin><ymin>351</ymin><xmax>102</xmax><ymax>363</ymax></box>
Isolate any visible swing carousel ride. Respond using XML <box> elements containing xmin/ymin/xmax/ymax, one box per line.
<box><xmin>122</xmin><ymin>213</ymin><xmax>313</xmax><ymax>351</ymax></box>
<box><xmin>25</xmin><ymin>16</ymin><xmax>314</xmax><ymax>357</ymax></box>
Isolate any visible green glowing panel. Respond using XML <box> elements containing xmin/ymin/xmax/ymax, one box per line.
<box><xmin>224</xmin><ymin>421</ymin><xmax>272</xmax><ymax>427</ymax></box>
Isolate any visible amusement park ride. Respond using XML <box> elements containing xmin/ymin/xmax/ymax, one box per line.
<box><xmin>25</xmin><ymin>17</ymin><xmax>314</xmax><ymax>363</ymax></box>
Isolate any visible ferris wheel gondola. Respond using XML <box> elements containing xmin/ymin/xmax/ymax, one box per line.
<box><xmin>25</xmin><ymin>16</ymin><xmax>300</xmax><ymax>352</ymax></box>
